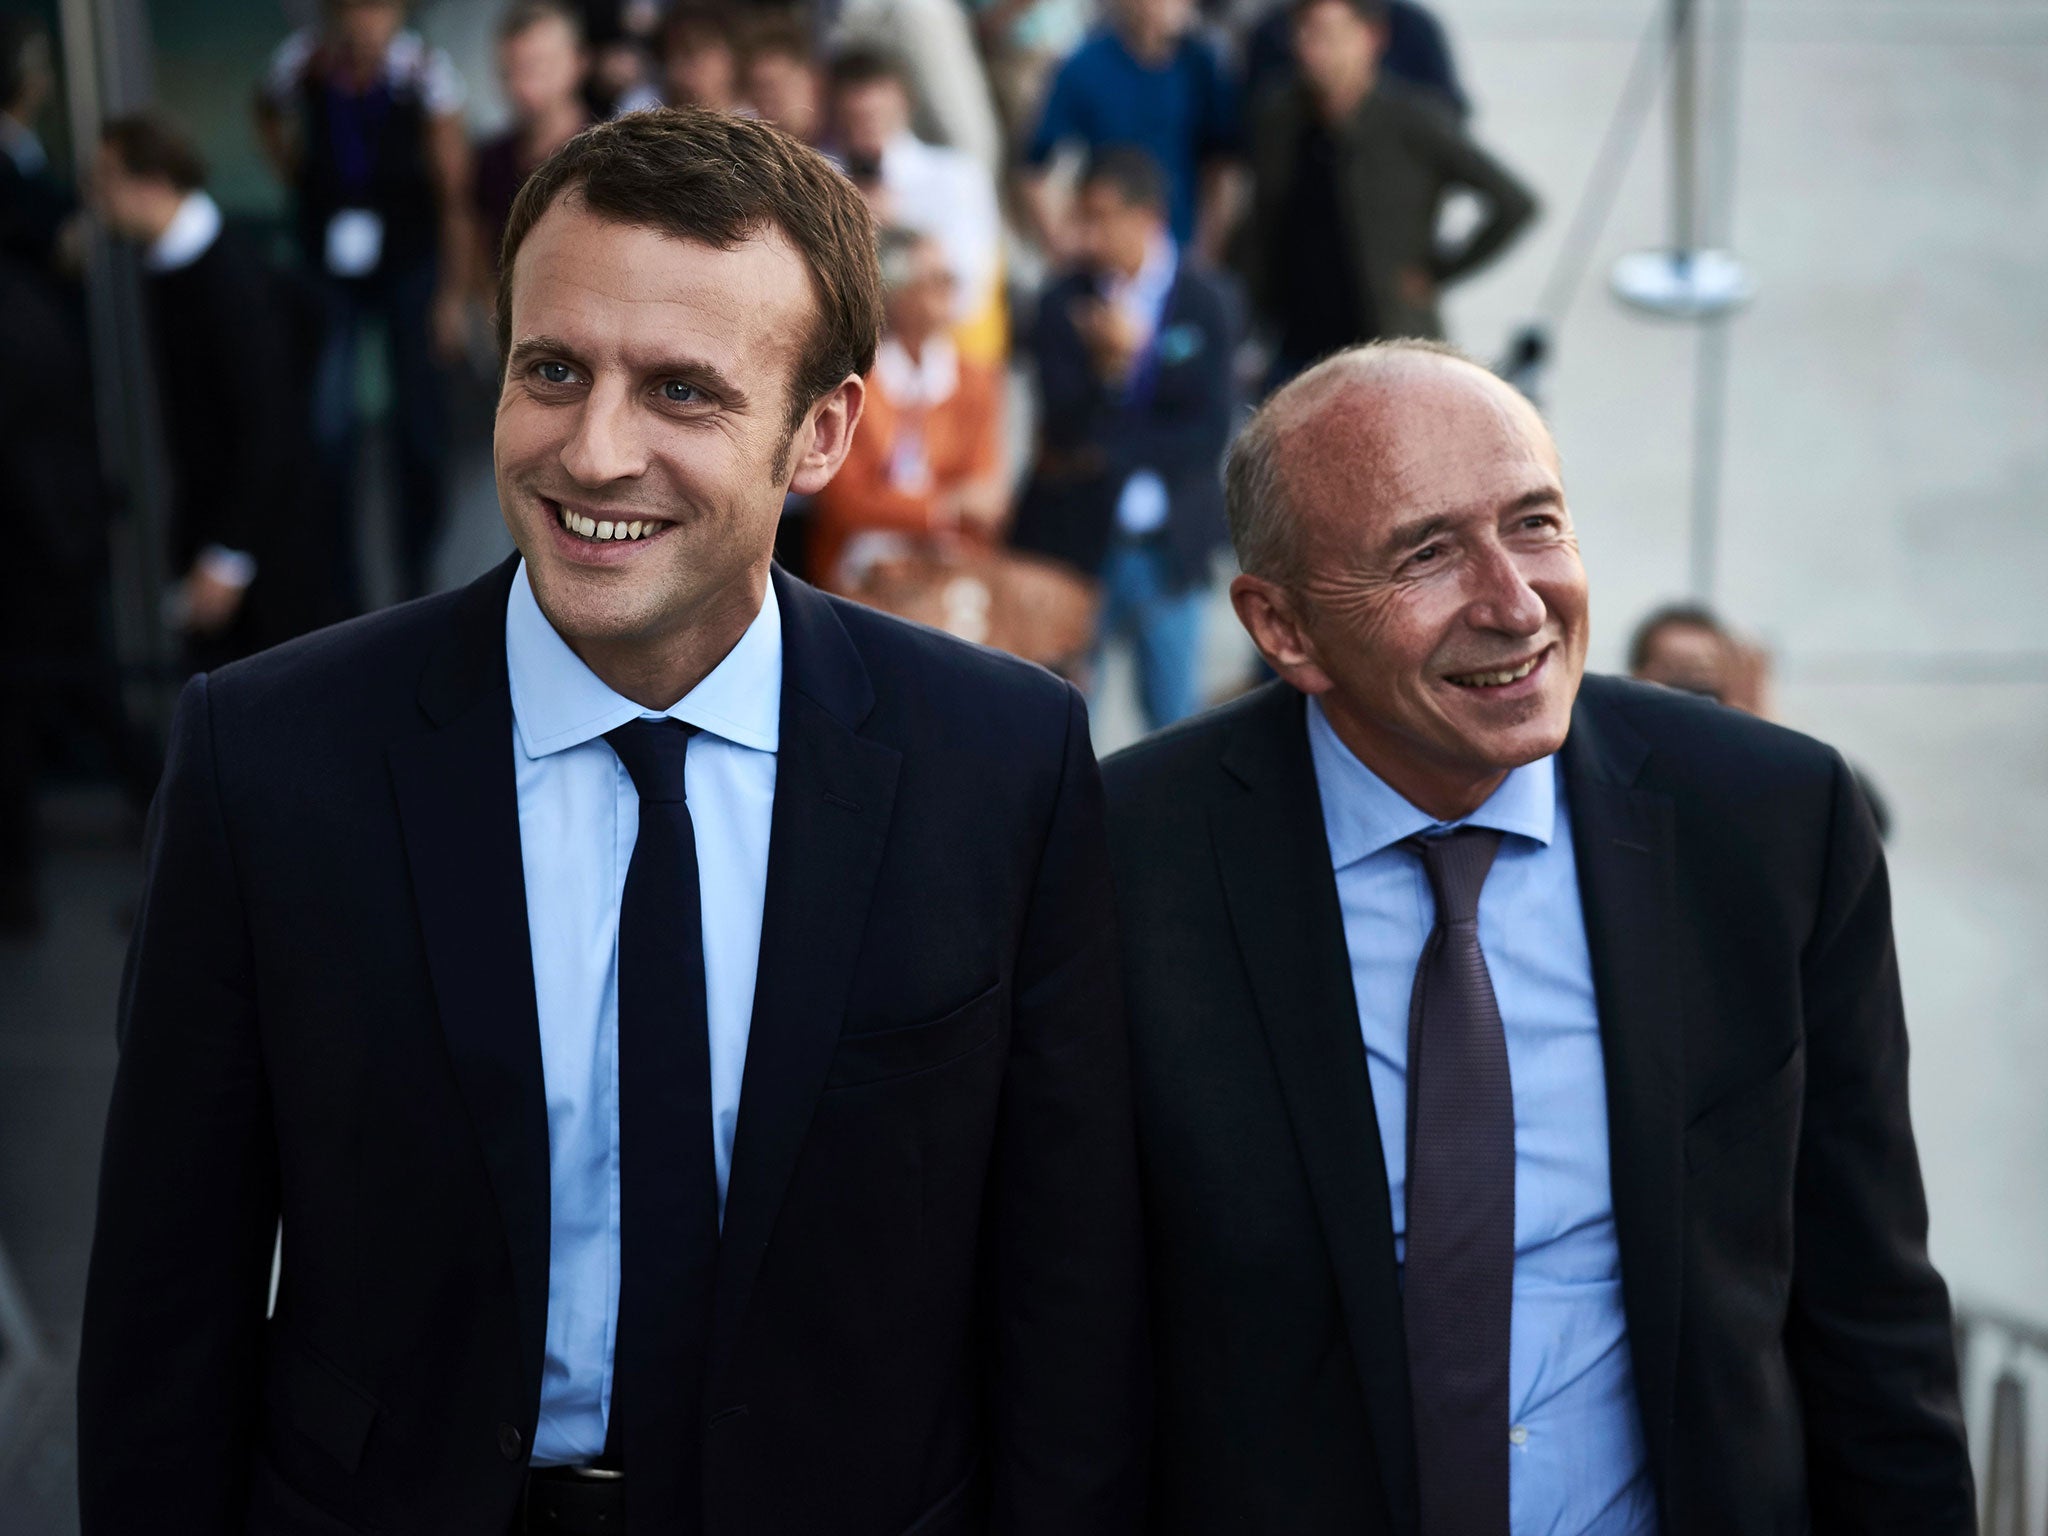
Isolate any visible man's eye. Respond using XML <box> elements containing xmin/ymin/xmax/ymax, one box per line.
<box><xmin>1409</xmin><ymin>544</ymin><xmax>1442</xmax><ymax>566</ymax></box>
<box><xmin>662</xmin><ymin>380</ymin><xmax>702</xmax><ymax>404</ymax></box>
<box><xmin>535</xmin><ymin>361</ymin><xmax>575</xmax><ymax>385</ymax></box>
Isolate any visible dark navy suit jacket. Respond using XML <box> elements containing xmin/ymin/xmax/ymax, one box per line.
<box><xmin>1011</xmin><ymin>263</ymin><xmax>1238</xmax><ymax>593</ymax></box>
<box><xmin>79</xmin><ymin>559</ymin><xmax>1149</xmax><ymax>1535</ymax></box>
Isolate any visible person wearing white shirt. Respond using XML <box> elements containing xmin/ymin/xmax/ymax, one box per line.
<box><xmin>829</xmin><ymin>47</ymin><xmax>1007</xmax><ymax>363</ymax></box>
<box><xmin>92</xmin><ymin>112</ymin><xmax>337</xmax><ymax>659</ymax></box>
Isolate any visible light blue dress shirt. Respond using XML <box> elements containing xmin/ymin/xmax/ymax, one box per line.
<box><xmin>504</xmin><ymin>562</ymin><xmax>781</xmax><ymax>1466</ymax></box>
<box><xmin>1306</xmin><ymin>698</ymin><xmax>1659</xmax><ymax>1536</ymax></box>
<box><xmin>1109</xmin><ymin>231</ymin><xmax>1179</xmax><ymax>537</ymax></box>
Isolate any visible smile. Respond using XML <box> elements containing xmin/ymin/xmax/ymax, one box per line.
<box><xmin>1445</xmin><ymin>650</ymin><xmax>1547</xmax><ymax>689</ymax></box>
<box><xmin>553</xmin><ymin>501</ymin><xmax>665</xmax><ymax>542</ymax></box>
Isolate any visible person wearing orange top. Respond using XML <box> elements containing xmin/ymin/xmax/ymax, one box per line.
<box><xmin>811</xmin><ymin>226</ymin><xmax>1007</xmax><ymax>589</ymax></box>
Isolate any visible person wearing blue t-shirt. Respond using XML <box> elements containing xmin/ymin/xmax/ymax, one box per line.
<box><xmin>1019</xmin><ymin>0</ymin><xmax>1241</xmax><ymax>262</ymax></box>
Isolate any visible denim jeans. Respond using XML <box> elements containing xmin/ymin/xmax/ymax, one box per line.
<box><xmin>1093</xmin><ymin>537</ymin><xmax>1205</xmax><ymax>734</ymax></box>
<box><xmin>311</xmin><ymin>256</ymin><xmax>447</xmax><ymax>602</ymax></box>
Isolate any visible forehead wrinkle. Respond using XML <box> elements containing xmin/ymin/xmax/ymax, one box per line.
<box><xmin>517</xmin><ymin>223</ymin><xmax>808</xmax><ymax>401</ymax></box>
<box><xmin>1272</xmin><ymin>351</ymin><xmax>1564</xmax><ymax>573</ymax></box>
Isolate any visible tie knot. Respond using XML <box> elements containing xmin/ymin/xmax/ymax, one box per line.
<box><xmin>606</xmin><ymin>717</ymin><xmax>696</xmax><ymax>803</ymax></box>
<box><xmin>1405</xmin><ymin>825</ymin><xmax>1503</xmax><ymax>926</ymax></box>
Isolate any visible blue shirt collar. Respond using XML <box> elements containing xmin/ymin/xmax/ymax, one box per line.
<box><xmin>505</xmin><ymin>560</ymin><xmax>782</xmax><ymax>761</ymax></box>
<box><xmin>1305</xmin><ymin>694</ymin><xmax>1557</xmax><ymax>869</ymax></box>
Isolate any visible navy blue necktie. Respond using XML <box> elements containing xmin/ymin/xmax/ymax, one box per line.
<box><xmin>605</xmin><ymin>718</ymin><xmax>719</xmax><ymax>1534</ymax></box>
<box><xmin>1402</xmin><ymin>827</ymin><xmax>1514</xmax><ymax>1536</ymax></box>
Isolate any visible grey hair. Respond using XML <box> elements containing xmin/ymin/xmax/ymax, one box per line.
<box><xmin>1223</xmin><ymin>337</ymin><xmax>1488</xmax><ymax>588</ymax></box>
<box><xmin>875</xmin><ymin>224</ymin><xmax>928</xmax><ymax>295</ymax></box>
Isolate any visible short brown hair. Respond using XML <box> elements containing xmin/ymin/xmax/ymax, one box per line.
<box><xmin>826</xmin><ymin>44</ymin><xmax>908</xmax><ymax>95</ymax></box>
<box><xmin>742</xmin><ymin>12</ymin><xmax>813</xmax><ymax>69</ymax></box>
<box><xmin>661</xmin><ymin>1</ymin><xmax>734</xmax><ymax>60</ymax></box>
<box><xmin>499</xmin><ymin>0</ymin><xmax>583</xmax><ymax>46</ymax></box>
<box><xmin>101</xmin><ymin>112</ymin><xmax>209</xmax><ymax>194</ymax></box>
<box><xmin>496</xmin><ymin>107</ymin><xmax>881</xmax><ymax>435</ymax></box>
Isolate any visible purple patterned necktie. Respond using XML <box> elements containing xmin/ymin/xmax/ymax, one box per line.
<box><xmin>1402</xmin><ymin>827</ymin><xmax>1514</xmax><ymax>1536</ymax></box>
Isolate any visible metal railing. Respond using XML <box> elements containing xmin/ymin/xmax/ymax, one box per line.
<box><xmin>1958</xmin><ymin>1301</ymin><xmax>2048</xmax><ymax>1536</ymax></box>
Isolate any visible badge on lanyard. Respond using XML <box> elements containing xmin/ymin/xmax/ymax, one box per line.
<box><xmin>325</xmin><ymin>208</ymin><xmax>385</xmax><ymax>278</ymax></box>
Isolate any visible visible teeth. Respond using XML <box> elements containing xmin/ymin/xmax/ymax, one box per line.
<box><xmin>1451</xmin><ymin>656</ymin><xmax>1539</xmax><ymax>688</ymax></box>
<box><xmin>556</xmin><ymin>504</ymin><xmax>663</xmax><ymax>541</ymax></box>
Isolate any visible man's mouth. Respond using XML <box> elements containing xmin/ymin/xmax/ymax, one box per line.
<box><xmin>1444</xmin><ymin>649</ymin><xmax>1548</xmax><ymax>689</ymax></box>
<box><xmin>549</xmin><ymin>498</ymin><xmax>667</xmax><ymax>543</ymax></box>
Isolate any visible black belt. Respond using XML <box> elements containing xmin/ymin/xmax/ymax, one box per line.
<box><xmin>514</xmin><ymin>1465</ymin><xmax>625</xmax><ymax>1534</ymax></box>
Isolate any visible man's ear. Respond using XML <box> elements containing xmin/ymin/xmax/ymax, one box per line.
<box><xmin>785</xmin><ymin>374</ymin><xmax>866</xmax><ymax>496</ymax></box>
<box><xmin>1230</xmin><ymin>573</ymin><xmax>1336</xmax><ymax>697</ymax></box>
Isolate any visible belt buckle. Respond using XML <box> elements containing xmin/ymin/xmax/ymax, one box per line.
<box><xmin>560</xmin><ymin>1465</ymin><xmax>624</xmax><ymax>1481</ymax></box>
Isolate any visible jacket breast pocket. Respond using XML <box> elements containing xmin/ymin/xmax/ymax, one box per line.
<box><xmin>825</xmin><ymin>982</ymin><xmax>1004</xmax><ymax>1091</ymax></box>
<box><xmin>1684</xmin><ymin>1040</ymin><xmax>1804</xmax><ymax>1176</ymax></box>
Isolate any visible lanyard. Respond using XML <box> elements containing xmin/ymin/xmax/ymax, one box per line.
<box><xmin>326</xmin><ymin>76</ymin><xmax>394</xmax><ymax>196</ymax></box>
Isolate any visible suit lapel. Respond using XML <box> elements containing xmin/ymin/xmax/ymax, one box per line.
<box><xmin>708</xmin><ymin>570</ymin><xmax>902</xmax><ymax>1397</ymax></box>
<box><xmin>1561</xmin><ymin>687</ymin><xmax>1684</xmax><ymax>1514</ymax></box>
<box><xmin>1209</xmin><ymin>685</ymin><xmax>1419</xmax><ymax>1536</ymax></box>
<box><xmin>387</xmin><ymin>557</ymin><xmax>552</xmax><ymax>1408</ymax></box>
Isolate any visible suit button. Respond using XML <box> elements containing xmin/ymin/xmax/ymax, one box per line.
<box><xmin>498</xmin><ymin>1423</ymin><xmax>525</xmax><ymax>1461</ymax></box>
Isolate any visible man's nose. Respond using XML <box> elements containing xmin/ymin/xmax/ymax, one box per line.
<box><xmin>1465</xmin><ymin>545</ymin><xmax>1547</xmax><ymax>636</ymax></box>
<box><xmin>559</xmin><ymin>382</ymin><xmax>648</xmax><ymax>487</ymax></box>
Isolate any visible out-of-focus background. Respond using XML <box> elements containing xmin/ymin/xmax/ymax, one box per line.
<box><xmin>1</xmin><ymin>0</ymin><xmax>2044</xmax><ymax>1528</ymax></box>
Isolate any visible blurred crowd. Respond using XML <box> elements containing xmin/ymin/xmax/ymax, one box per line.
<box><xmin>15</xmin><ymin>0</ymin><xmax>1858</xmax><ymax>930</ymax></box>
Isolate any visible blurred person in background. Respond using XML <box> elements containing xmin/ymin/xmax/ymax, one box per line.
<box><xmin>254</xmin><ymin>0</ymin><xmax>475</xmax><ymax>603</ymax></box>
<box><xmin>967</xmin><ymin>0</ymin><xmax>1092</xmax><ymax>150</ymax></box>
<box><xmin>1242</xmin><ymin>0</ymin><xmax>1536</xmax><ymax>388</ymax></box>
<box><xmin>828</xmin><ymin>45</ymin><xmax>1006</xmax><ymax>365</ymax></box>
<box><xmin>0</xmin><ymin>249</ymin><xmax>107</xmax><ymax>934</ymax></box>
<box><xmin>743</xmin><ymin>14</ymin><xmax>824</xmax><ymax>145</ymax></box>
<box><xmin>571</xmin><ymin>0</ymin><xmax>664</xmax><ymax>117</ymax></box>
<box><xmin>1242</xmin><ymin>0</ymin><xmax>1466</xmax><ymax>120</ymax></box>
<box><xmin>1</xmin><ymin>11</ymin><xmax>73</xmax><ymax>272</ymax></box>
<box><xmin>475</xmin><ymin>1</ymin><xmax>592</xmax><ymax>287</ymax></box>
<box><xmin>1013</xmin><ymin>148</ymin><xmax>1236</xmax><ymax>731</ymax></box>
<box><xmin>1019</xmin><ymin>0</ymin><xmax>1242</xmax><ymax>265</ymax></box>
<box><xmin>92</xmin><ymin>114</ymin><xmax>338</xmax><ymax>669</ymax></box>
<box><xmin>659</xmin><ymin>0</ymin><xmax>745</xmax><ymax>114</ymax></box>
<box><xmin>831</xmin><ymin>0</ymin><xmax>1005</xmax><ymax>178</ymax></box>
<box><xmin>1628</xmin><ymin>601</ymin><xmax>1769</xmax><ymax>713</ymax></box>
<box><xmin>809</xmin><ymin>226</ymin><xmax>1006</xmax><ymax>589</ymax></box>
<box><xmin>1629</xmin><ymin>600</ymin><xmax>1892</xmax><ymax>839</ymax></box>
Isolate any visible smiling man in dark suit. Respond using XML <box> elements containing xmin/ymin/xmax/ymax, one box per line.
<box><xmin>1103</xmin><ymin>340</ymin><xmax>1972</xmax><ymax>1535</ymax></box>
<box><xmin>79</xmin><ymin>108</ymin><xmax>1147</xmax><ymax>1536</ymax></box>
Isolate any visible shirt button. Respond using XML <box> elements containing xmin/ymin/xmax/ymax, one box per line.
<box><xmin>498</xmin><ymin>1422</ymin><xmax>525</xmax><ymax>1461</ymax></box>
<box><xmin>1508</xmin><ymin>1424</ymin><xmax>1530</xmax><ymax>1446</ymax></box>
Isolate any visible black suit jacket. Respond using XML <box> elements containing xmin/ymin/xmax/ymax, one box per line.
<box><xmin>0</xmin><ymin>146</ymin><xmax>73</xmax><ymax>271</ymax></box>
<box><xmin>79</xmin><ymin>559</ymin><xmax>1149</xmax><ymax>1535</ymax></box>
<box><xmin>1010</xmin><ymin>264</ymin><xmax>1237</xmax><ymax>591</ymax></box>
<box><xmin>1102</xmin><ymin>677</ymin><xmax>1972</xmax><ymax>1536</ymax></box>
<box><xmin>147</xmin><ymin>230</ymin><xmax>339</xmax><ymax>654</ymax></box>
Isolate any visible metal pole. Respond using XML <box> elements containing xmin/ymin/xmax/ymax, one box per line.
<box><xmin>56</xmin><ymin>0</ymin><xmax>175</xmax><ymax>725</ymax></box>
<box><xmin>1688</xmin><ymin>315</ymin><xmax>1731</xmax><ymax>601</ymax></box>
<box><xmin>1670</xmin><ymin>0</ymin><xmax>1699</xmax><ymax>260</ymax></box>
<box><xmin>1685</xmin><ymin>0</ymin><xmax>1749</xmax><ymax>603</ymax></box>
